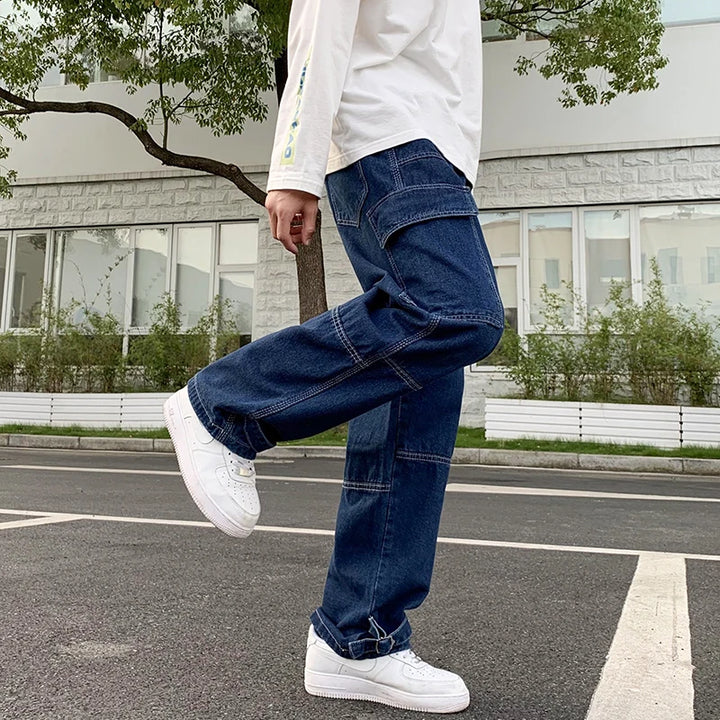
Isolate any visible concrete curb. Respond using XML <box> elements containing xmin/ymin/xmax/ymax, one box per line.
<box><xmin>1</xmin><ymin>432</ymin><xmax>719</xmax><ymax>476</ymax></box>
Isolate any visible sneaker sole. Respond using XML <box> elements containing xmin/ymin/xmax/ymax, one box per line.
<box><xmin>163</xmin><ymin>392</ymin><xmax>256</xmax><ymax>539</ymax></box>
<box><xmin>304</xmin><ymin>669</ymin><xmax>470</xmax><ymax>714</ymax></box>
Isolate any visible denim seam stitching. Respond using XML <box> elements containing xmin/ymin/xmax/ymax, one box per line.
<box><xmin>384</xmin><ymin>246</ymin><xmax>407</xmax><ymax>293</ymax></box>
<box><xmin>389</xmin><ymin>148</ymin><xmax>402</xmax><ymax>189</ymax></box>
<box><xmin>249</xmin><ymin>416</ymin><xmax>273</xmax><ymax>449</ymax></box>
<box><xmin>366</xmin><ymin>185</ymin><xmax>474</xmax><ymax>220</ymax></box>
<box><xmin>241</xmin><ymin>417</ymin><xmax>259</xmax><ymax>454</ymax></box>
<box><xmin>249</xmin><ymin>317</ymin><xmax>440</xmax><ymax>420</ymax></box>
<box><xmin>372</xmin><ymin>207</ymin><xmax>479</xmax><ymax>247</ymax></box>
<box><xmin>191</xmin><ymin>381</ymin><xmax>231</xmax><ymax>441</ymax></box>
<box><xmin>331</xmin><ymin>306</ymin><xmax>362</xmax><ymax>364</ymax></box>
<box><xmin>314</xmin><ymin>612</ymin><xmax>346</xmax><ymax>655</ymax></box>
<box><xmin>395</xmin><ymin>450</ymin><xmax>453</xmax><ymax>464</ymax></box>
<box><xmin>437</xmin><ymin>312</ymin><xmax>505</xmax><ymax>328</ymax></box>
<box><xmin>396</xmin><ymin>152</ymin><xmax>445</xmax><ymax>165</ymax></box>
<box><xmin>368</xmin><ymin>395</ymin><xmax>403</xmax><ymax>619</ymax></box>
<box><xmin>384</xmin><ymin>358</ymin><xmax>422</xmax><ymax>391</ymax></box>
<box><xmin>342</xmin><ymin>482</ymin><xmax>391</xmax><ymax>493</ymax></box>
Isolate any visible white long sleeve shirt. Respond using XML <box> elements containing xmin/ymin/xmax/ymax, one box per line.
<box><xmin>266</xmin><ymin>0</ymin><xmax>484</xmax><ymax>198</ymax></box>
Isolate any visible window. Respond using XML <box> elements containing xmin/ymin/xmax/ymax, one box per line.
<box><xmin>0</xmin><ymin>222</ymin><xmax>259</xmax><ymax>352</ymax></box>
<box><xmin>55</xmin><ymin>228</ymin><xmax>130</xmax><ymax>323</ymax></box>
<box><xmin>584</xmin><ymin>209</ymin><xmax>631</xmax><ymax>312</ymax></box>
<box><xmin>216</xmin><ymin>223</ymin><xmax>259</xmax><ymax>338</ymax></box>
<box><xmin>132</xmin><ymin>228</ymin><xmax>169</xmax><ymax>327</ymax></box>
<box><xmin>478</xmin><ymin>212</ymin><xmax>520</xmax><ymax>257</ymax></box>
<box><xmin>176</xmin><ymin>226</ymin><xmax>213</xmax><ymax>326</ymax></box>
<box><xmin>528</xmin><ymin>212</ymin><xmax>573</xmax><ymax>324</ymax></box>
<box><xmin>706</xmin><ymin>247</ymin><xmax>720</xmax><ymax>284</ymax></box>
<box><xmin>478</xmin><ymin>201</ymin><xmax>720</xmax><ymax>359</ymax></box>
<box><xmin>0</xmin><ymin>235</ymin><xmax>7</xmax><ymax>325</ymax></box>
<box><xmin>219</xmin><ymin>272</ymin><xmax>254</xmax><ymax>334</ymax></box>
<box><xmin>640</xmin><ymin>204</ymin><xmax>720</xmax><ymax>312</ymax></box>
<box><xmin>11</xmin><ymin>233</ymin><xmax>49</xmax><ymax>328</ymax></box>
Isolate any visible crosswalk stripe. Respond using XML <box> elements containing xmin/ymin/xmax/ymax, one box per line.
<box><xmin>585</xmin><ymin>553</ymin><xmax>694</xmax><ymax>720</ymax></box>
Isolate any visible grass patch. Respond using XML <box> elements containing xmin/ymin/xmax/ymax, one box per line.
<box><xmin>0</xmin><ymin>424</ymin><xmax>170</xmax><ymax>439</ymax></box>
<box><xmin>1</xmin><ymin>423</ymin><xmax>719</xmax><ymax>459</ymax></box>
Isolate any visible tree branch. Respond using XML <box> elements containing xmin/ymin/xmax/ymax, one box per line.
<box><xmin>0</xmin><ymin>85</ymin><xmax>267</xmax><ymax>206</ymax></box>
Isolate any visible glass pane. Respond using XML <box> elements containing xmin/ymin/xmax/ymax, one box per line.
<box><xmin>584</xmin><ymin>210</ymin><xmax>631</xmax><ymax>311</ymax></box>
<box><xmin>640</xmin><ymin>204</ymin><xmax>720</xmax><ymax>314</ymax></box>
<box><xmin>495</xmin><ymin>266</ymin><xmax>518</xmax><ymax>332</ymax></box>
<box><xmin>662</xmin><ymin>0</ymin><xmax>720</xmax><ymax>24</ymax></box>
<box><xmin>12</xmin><ymin>233</ymin><xmax>48</xmax><ymax>328</ymax></box>
<box><xmin>177</xmin><ymin>226</ymin><xmax>212</xmax><ymax>326</ymax></box>
<box><xmin>56</xmin><ymin>228</ymin><xmax>130</xmax><ymax>325</ymax></box>
<box><xmin>132</xmin><ymin>228</ymin><xmax>168</xmax><ymax>327</ymax></box>
<box><xmin>219</xmin><ymin>223</ymin><xmax>259</xmax><ymax>265</ymax></box>
<box><xmin>528</xmin><ymin>212</ymin><xmax>573</xmax><ymax>325</ymax></box>
<box><xmin>0</xmin><ymin>235</ymin><xmax>7</xmax><ymax>323</ymax></box>
<box><xmin>481</xmin><ymin>19</ymin><xmax>512</xmax><ymax>42</ymax></box>
<box><xmin>219</xmin><ymin>271</ymin><xmax>254</xmax><ymax>334</ymax></box>
<box><xmin>478</xmin><ymin>212</ymin><xmax>520</xmax><ymax>258</ymax></box>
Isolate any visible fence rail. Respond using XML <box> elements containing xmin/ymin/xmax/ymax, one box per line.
<box><xmin>485</xmin><ymin>398</ymin><xmax>720</xmax><ymax>449</ymax></box>
<box><xmin>0</xmin><ymin>392</ymin><xmax>171</xmax><ymax>429</ymax></box>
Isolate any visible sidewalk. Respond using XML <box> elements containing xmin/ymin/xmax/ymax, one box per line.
<box><xmin>3</xmin><ymin>432</ymin><xmax>719</xmax><ymax>477</ymax></box>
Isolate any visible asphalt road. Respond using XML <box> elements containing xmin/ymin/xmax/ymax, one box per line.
<box><xmin>0</xmin><ymin>448</ymin><xmax>718</xmax><ymax>720</ymax></box>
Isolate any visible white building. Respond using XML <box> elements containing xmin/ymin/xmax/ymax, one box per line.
<box><xmin>1</xmin><ymin>1</ymin><xmax>719</xmax><ymax>425</ymax></box>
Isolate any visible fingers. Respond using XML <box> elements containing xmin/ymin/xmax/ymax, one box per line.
<box><xmin>301</xmin><ymin>203</ymin><xmax>318</xmax><ymax>246</ymax></box>
<box><xmin>265</xmin><ymin>190</ymin><xmax>319</xmax><ymax>255</ymax></box>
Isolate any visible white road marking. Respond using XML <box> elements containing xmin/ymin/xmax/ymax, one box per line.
<box><xmin>1</xmin><ymin>506</ymin><xmax>719</xmax><ymax>562</ymax></box>
<box><xmin>0</xmin><ymin>514</ymin><xmax>82</xmax><ymax>530</ymax></box>
<box><xmin>3</xmin><ymin>465</ymin><xmax>720</xmax><ymax>503</ymax></box>
<box><xmin>446</xmin><ymin>483</ymin><xmax>720</xmax><ymax>503</ymax></box>
<box><xmin>0</xmin><ymin>465</ymin><xmax>340</xmax><ymax>485</ymax></box>
<box><xmin>585</xmin><ymin>553</ymin><xmax>694</xmax><ymax>720</ymax></box>
<box><xmin>1</xmin><ymin>464</ymin><xmax>181</xmax><ymax>476</ymax></box>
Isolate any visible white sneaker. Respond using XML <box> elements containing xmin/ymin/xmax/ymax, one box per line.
<box><xmin>304</xmin><ymin>626</ymin><xmax>470</xmax><ymax>714</ymax></box>
<box><xmin>163</xmin><ymin>386</ymin><xmax>260</xmax><ymax>538</ymax></box>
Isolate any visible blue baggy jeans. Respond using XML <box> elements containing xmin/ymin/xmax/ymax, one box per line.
<box><xmin>188</xmin><ymin>139</ymin><xmax>504</xmax><ymax>659</ymax></box>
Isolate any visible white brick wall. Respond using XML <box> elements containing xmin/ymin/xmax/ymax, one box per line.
<box><xmin>3</xmin><ymin>142</ymin><xmax>719</xmax><ymax>426</ymax></box>
<box><xmin>476</xmin><ymin>145</ymin><xmax>720</xmax><ymax>209</ymax></box>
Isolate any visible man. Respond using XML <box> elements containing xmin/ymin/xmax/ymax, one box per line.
<box><xmin>164</xmin><ymin>0</ymin><xmax>503</xmax><ymax>713</ymax></box>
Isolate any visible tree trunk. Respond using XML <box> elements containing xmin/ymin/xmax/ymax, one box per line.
<box><xmin>296</xmin><ymin>210</ymin><xmax>328</xmax><ymax>323</ymax></box>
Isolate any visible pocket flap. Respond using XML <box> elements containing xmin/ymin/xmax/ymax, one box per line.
<box><xmin>368</xmin><ymin>185</ymin><xmax>478</xmax><ymax>248</ymax></box>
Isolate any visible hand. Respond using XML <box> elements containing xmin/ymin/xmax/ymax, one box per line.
<box><xmin>265</xmin><ymin>189</ymin><xmax>319</xmax><ymax>255</ymax></box>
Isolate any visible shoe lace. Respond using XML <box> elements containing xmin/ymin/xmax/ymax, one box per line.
<box><xmin>227</xmin><ymin>450</ymin><xmax>255</xmax><ymax>480</ymax></box>
<box><xmin>397</xmin><ymin>649</ymin><xmax>427</xmax><ymax>668</ymax></box>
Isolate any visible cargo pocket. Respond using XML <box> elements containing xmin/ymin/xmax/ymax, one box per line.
<box><xmin>368</xmin><ymin>182</ymin><xmax>479</xmax><ymax>249</ymax></box>
<box><xmin>365</xmin><ymin>142</ymin><xmax>478</xmax><ymax>248</ymax></box>
<box><xmin>326</xmin><ymin>161</ymin><xmax>369</xmax><ymax>228</ymax></box>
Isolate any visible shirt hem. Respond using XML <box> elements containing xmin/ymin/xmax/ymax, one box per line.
<box><xmin>327</xmin><ymin>130</ymin><xmax>479</xmax><ymax>188</ymax></box>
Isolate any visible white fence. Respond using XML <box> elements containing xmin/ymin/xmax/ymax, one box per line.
<box><xmin>0</xmin><ymin>392</ymin><xmax>171</xmax><ymax>429</ymax></box>
<box><xmin>485</xmin><ymin>398</ymin><xmax>720</xmax><ymax>449</ymax></box>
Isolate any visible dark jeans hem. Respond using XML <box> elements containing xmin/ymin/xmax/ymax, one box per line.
<box><xmin>187</xmin><ymin>376</ymin><xmax>271</xmax><ymax>460</ymax></box>
<box><xmin>311</xmin><ymin>608</ymin><xmax>412</xmax><ymax>660</ymax></box>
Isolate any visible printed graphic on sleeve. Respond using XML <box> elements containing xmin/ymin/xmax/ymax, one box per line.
<box><xmin>280</xmin><ymin>49</ymin><xmax>311</xmax><ymax>167</ymax></box>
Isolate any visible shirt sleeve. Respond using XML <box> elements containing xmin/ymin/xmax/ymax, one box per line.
<box><xmin>266</xmin><ymin>0</ymin><xmax>361</xmax><ymax>198</ymax></box>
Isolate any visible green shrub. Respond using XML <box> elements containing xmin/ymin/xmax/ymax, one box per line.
<box><xmin>507</xmin><ymin>261</ymin><xmax>720</xmax><ymax>406</ymax></box>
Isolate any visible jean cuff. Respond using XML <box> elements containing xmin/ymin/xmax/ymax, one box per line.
<box><xmin>187</xmin><ymin>376</ymin><xmax>274</xmax><ymax>460</ymax></box>
<box><xmin>311</xmin><ymin>608</ymin><xmax>412</xmax><ymax>660</ymax></box>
